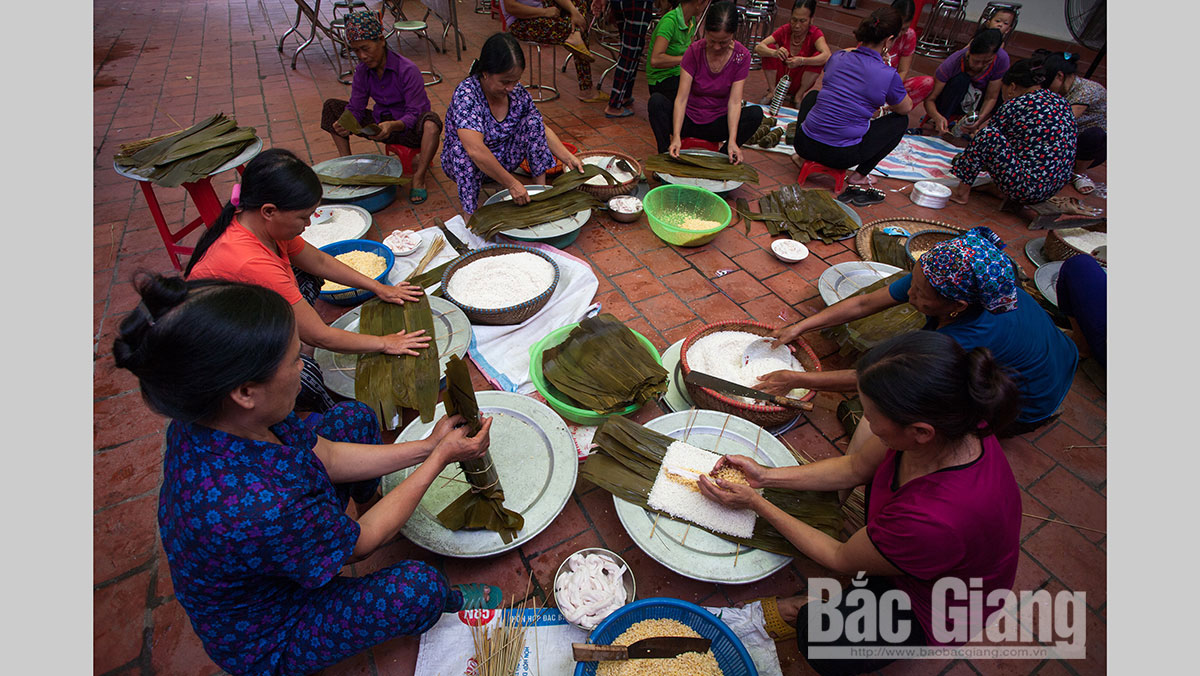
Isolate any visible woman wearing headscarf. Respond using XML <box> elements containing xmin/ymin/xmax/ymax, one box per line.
<box><xmin>764</xmin><ymin>227</ymin><xmax>1078</xmax><ymax>434</ymax></box>
<box><xmin>319</xmin><ymin>10</ymin><xmax>443</xmax><ymax>204</ymax></box>
<box><xmin>113</xmin><ymin>274</ymin><xmax>501</xmax><ymax>675</ymax></box>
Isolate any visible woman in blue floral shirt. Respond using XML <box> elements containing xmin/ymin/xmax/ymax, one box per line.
<box><xmin>114</xmin><ymin>275</ymin><xmax>499</xmax><ymax>675</ymax></box>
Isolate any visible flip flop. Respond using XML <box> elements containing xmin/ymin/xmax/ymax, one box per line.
<box><xmin>851</xmin><ymin>188</ymin><xmax>885</xmax><ymax>206</ymax></box>
<box><xmin>563</xmin><ymin>40</ymin><xmax>596</xmax><ymax>64</ymax></box>
<box><xmin>409</xmin><ymin>187</ymin><xmax>428</xmax><ymax>204</ymax></box>
<box><xmin>1073</xmin><ymin>174</ymin><xmax>1096</xmax><ymax>195</ymax></box>
<box><xmin>836</xmin><ymin>186</ymin><xmax>867</xmax><ymax>204</ymax></box>
<box><xmin>457</xmin><ymin>583</ymin><xmax>503</xmax><ymax>610</ymax></box>
<box><xmin>739</xmin><ymin>596</ymin><xmax>797</xmax><ymax>641</ymax></box>
<box><xmin>605</xmin><ymin>108</ymin><xmax>634</xmax><ymax>118</ymax></box>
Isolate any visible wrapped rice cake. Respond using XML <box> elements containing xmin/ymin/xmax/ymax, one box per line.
<box><xmin>647</xmin><ymin>441</ymin><xmax>757</xmax><ymax>539</ymax></box>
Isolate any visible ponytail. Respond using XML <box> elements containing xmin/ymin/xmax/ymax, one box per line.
<box><xmin>183</xmin><ymin>148</ymin><xmax>322</xmax><ymax>277</ymax></box>
<box><xmin>854</xmin><ymin>7</ymin><xmax>903</xmax><ymax>44</ymax></box>
<box><xmin>471</xmin><ymin>33</ymin><xmax>525</xmax><ymax>78</ymax></box>
<box><xmin>856</xmin><ymin>332</ymin><xmax>1020</xmax><ymax>440</ymax></box>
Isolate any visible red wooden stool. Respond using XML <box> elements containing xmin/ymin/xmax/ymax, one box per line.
<box><xmin>796</xmin><ymin>159</ymin><xmax>846</xmax><ymax>193</ymax></box>
<box><xmin>680</xmin><ymin>137</ymin><xmax>721</xmax><ymax>151</ymax></box>
<box><xmin>384</xmin><ymin>143</ymin><xmax>418</xmax><ymax>175</ymax></box>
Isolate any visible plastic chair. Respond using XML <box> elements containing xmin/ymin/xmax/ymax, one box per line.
<box><xmin>680</xmin><ymin>137</ymin><xmax>721</xmax><ymax>151</ymax></box>
<box><xmin>796</xmin><ymin>159</ymin><xmax>846</xmax><ymax>193</ymax></box>
<box><xmin>384</xmin><ymin>144</ymin><xmax>419</xmax><ymax>174</ymax></box>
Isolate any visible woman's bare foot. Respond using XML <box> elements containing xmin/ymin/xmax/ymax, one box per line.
<box><xmin>736</xmin><ymin>594</ymin><xmax>808</xmax><ymax>624</ymax></box>
<box><xmin>846</xmin><ymin>172</ymin><xmax>875</xmax><ymax>187</ymax></box>
<box><xmin>949</xmin><ymin>182</ymin><xmax>971</xmax><ymax>204</ymax></box>
<box><xmin>789</xmin><ymin>154</ymin><xmax>805</xmax><ymax>170</ymax></box>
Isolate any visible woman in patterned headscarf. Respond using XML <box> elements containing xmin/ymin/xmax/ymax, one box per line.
<box><xmin>765</xmin><ymin>227</ymin><xmax>1077</xmax><ymax>434</ymax></box>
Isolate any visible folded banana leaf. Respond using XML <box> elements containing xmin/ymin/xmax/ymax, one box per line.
<box><xmin>336</xmin><ymin>109</ymin><xmax>382</xmax><ymax>138</ymax></box>
<box><xmin>317</xmin><ymin>173</ymin><xmax>411</xmax><ymax>186</ymax></box>
<box><xmin>436</xmin><ymin>355</ymin><xmax>524</xmax><ymax>543</ymax></box>
<box><xmin>643</xmin><ymin>153</ymin><xmax>760</xmax><ymax>183</ymax></box>
<box><xmin>542</xmin><ymin>314</ymin><xmax>668</xmax><ymax>414</ymax></box>
<box><xmin>466</xmin><ymin>164</ymin><xmax>616</xmax><ymax>239</ymax></box>
<box><xmin>355</xmin><ymin>296</ymin><xmax>440</xmax><ymax>427</ymax></box>
<box><xmin>580</xmin><ymin>416</ymin><xmax>844</xmax><ymax>557</ymax></box>
<box><xmin>751</xmin><ymin>186</ymin><xmax>859</xmax><ymax>244</ymax></box>
<box><xmin>822</xmin><ymin>271</ymin><xmax>924</xmax><ymax>355</ymax></box>
<box><xmin>114</xmin><ymin>113</ymin><xmax>260</xmax><ymax>188</ymax></box>
<box><xmin>870</xmin><ymin>229</ymin><xmax>913</xmax><ymax>270</ymax></box>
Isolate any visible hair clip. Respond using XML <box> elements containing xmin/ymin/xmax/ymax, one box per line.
<box><xmin>230</xmin><ymin>183</ymin><xmax>241</xmax><ymax>207</ymax></box>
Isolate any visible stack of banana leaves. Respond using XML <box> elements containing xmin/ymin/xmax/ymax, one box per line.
<box><xmin>822</xmin><ymin>271</ymin><xmax>924</xmax><ymax>355</ymax></box>
<box><xmin>543</xmin><ymin>314</ymin><xmax>668</xmax><ymax>414</ymax></box>
<box><xmin>355</xmin><ymin>296</ymin><xmax>440</xmax><ymax>427</ymax></box>
<box><xmin>436</xmin><ymin>355</ymin><xmax>524</xmax><ymax>543</ymax></box>
<box><xmin>113</xmin><ymin>113</ymin><xmax>258</xmax><ymax>188</ymax></box>
<box><xmin>643</xmin><ymin>153</ymin><xmax>759</xmax><ymax>184</ymax></box>
<box><xmin>336</xmin><ymin>109</ymin><xmax>382</xmax><ymax>138</ymax></box>
<box><xmin>466</xmin><ymin>165</ymin><xmax>618</xmax><ymax>239</ymax></box>
<box><xmin>580</xmin><ymin>416</ymin><xmax>844</xmax><ymax>556</ymax></box>
<box><xmin>735</xmin><ymin>185</ymin><xmax>859</xmax><ymax>243</ymax></box>
<box><xmin>316</xmin><ymin>174</ymin><xmax>409</xmax><ymax>186</ymax></box>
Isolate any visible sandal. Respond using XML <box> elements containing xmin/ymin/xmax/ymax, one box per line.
<box><xmin>851</xmin><ymin>187</ymin><xmax>885</xmax><ymax>206</ymax></box>
<box><xmin>740</xmin><ymin>596</ymin><xmax>797</xmax><ymax>641</ymax></box>
<box><xmin>409</xmin><ymin>187</ymin><xmax>428</xmax><ymax>204</ymax></box>
<box><xmin>1073</xmin><ymin>174</ymin><xmax>1096</xmax><ymax>195</ymax></box>
<box><xmin>1046</xmin><ymin>196</ymin><xmax>1103</xmax><ymax>217</ymax></box>
<box><xmin>457</xmin><ymin>583</ymin><xmax>503</xmax><ymax>610</ymax></box>
<box><xmin>836</xmin><ymin>185</ymin><xmax>867</xmax><ymax>204</ymax></box>
<box><xmin>563</xmin><ymin>40</ymin><xmax>596</xmax><ymax>64</ymax></box>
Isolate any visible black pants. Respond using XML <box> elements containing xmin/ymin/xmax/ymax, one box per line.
<box><xmin>795</xmin><ymin>576</ymin><xmax>929</xmax><ymax>676</ymax></box>
<box><xmin>295</xmin><ymin>269</ymin><xmax>337</xmax><ymax>414</ymax></box>
<box><xmin>647</xmin><ymin>75</ymin><xmax>680</xmax><ymax>101</ymax></box>
<box><xmin>1076</xmin><ymin>125</ymin><xmax>1106</xmax><ymax>168</ymax></box>
<box><xmin>647</xmin><ymin>93</ymin><xmax>765</xmax><ymax>153</ymax></box>
<box><xmin>792</xmin><ymin>90</ymin><xmax>908</xmax><ymax>176</ymax></box>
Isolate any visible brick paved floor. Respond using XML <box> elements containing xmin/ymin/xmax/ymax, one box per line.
<box><xmin>94</xmin><ymin>2</ymin><xmax>1107</xmax><ymax>674</ymax></box>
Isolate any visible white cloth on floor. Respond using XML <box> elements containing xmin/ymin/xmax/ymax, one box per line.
<box><xmin>384</xmin><ymin>226</ymin><xmax>460</xmax><ymax>286</ymax></box>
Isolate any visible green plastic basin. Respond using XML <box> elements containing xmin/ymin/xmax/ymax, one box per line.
<box><xmin>643</xmin><ymin>184</ymin><xmax>732</xmax><ymax>247</ymax></box>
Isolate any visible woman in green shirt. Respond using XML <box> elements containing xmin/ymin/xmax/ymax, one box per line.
<box><xmin>645</xmin><ymin>0</ymin><xmax>705</xmax><ymax>102</ymax></box>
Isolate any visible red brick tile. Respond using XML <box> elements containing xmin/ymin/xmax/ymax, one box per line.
<box><xmin>578</xmin><ymin>487</ymin><xmax>637</xmax><ymax>555</ymax></box>
<box><xmin>95</xmin><ymin>392</ymin><xmax>167</xmax><ymax>451</ymax></box>
<box><xmin>370</xmin><ymin>635</ymin><xmax>420</xmax><ymax>676</ymax></box>
<box><xmin>521</xmin><ymin>494</ymin><xmax>592</xmax><ymax>557</ymax></box>
<box><xmin>1021</xmin><ymin>521</ymin><xmax>1105</xmax><ymax>610</ymax></box>
<box><xmin>94</xmin><ymin>570</ymin><xmax>150</xmax><ymax>673</ymax></box>
<box><xmin>623</xmin><ymin>316</ymin><xmax>667</xmax><ymax>352</ymax></box>
<box><xmin>997</xmin><ymin>435</ymin><xmax>1056</xmax><ymax>488</ymax></box>
<box><xmin>150</xmin><ymin>599</ymin><xmax>221</xmax><ymax>676</ymax></box>
<box><xmin>733</xmin><ymin>247</ymin><xmax>791</xmax><ymax>280</ymax></box>
<box><xmin>95</xmin><ymin>494</ymin><xmax>160</xmax><ymax>584</ymax></box>
<box><xmin>636</xmin><ymin>246</ymin><xmax>689</xmax><ymax>275</ymax></box>
<box><xmin>611</xmin><ymin>268</ymin><xmax>668</xmax><ymax>302</ymax></box>
<box><xmin>1027</xmin><ymin>467</ymin><xmax>1106</xmax><ymax>543</ymax></box>
<box><xmin>712</xmin><ymin>227</ymin><xmax>759</xmax><ymax>257</ymax></box>
<box><xmin>662</xmin><ymin>269</ymin><xmax>718</xmax><ymax>300</ymax></box>
<box><xmin>781</xmin><ymin>423</ymin><xmax>844</xmax><ymax>463</ymax></box>
<box><xmin>574</xmin><ymin>225</ymin><xmax>620</xmax><ymax>253</ymax></box>
<box><xmin>686</xmin><ymin>249</ymin><xmax>738</xmax><ymax>277</ymax></box>
<box><xmin>635</xmin><ymin>293</ymin><xmax>697</xmax><ymax>332</ymax></box>
<box><xmin>713</xmin><ymin>269</ymin><xmax>770</xmax><ymax>303</ymax></box>
<box><xmin>319</xmin><ymin>648</ymin><xmax>375</xmax><ymax>676</ymax></box>
<box><xmin>588</xmin><ymin>245</ymin><xmax>642</xmax><ymax>277</ymax></box>
<box><xmin>1019</xmin><ymin>489</ymin><xmax>1053</xmax><ymax>541</ymax></box>
<box><xmin>740</xmin><ymin>295</ymin><xmax>803</xmax><ymax>326</ymax></box>
<box><xmin>94</xmin><ymin>434</ymin><xmax>163</xmax><ymax>510</ymax></box>
<box><xmin>1011</xmin><ymin>550</ymin><xmax>1052</xmax><ymax>598</ymax></box>
<box><xmin>94</xmin><ymin>351</ymin><xmax>141</xmax><ymax>400</ymax></box>
<box><xmin>1055</xmin><ymin>392</ymin><xmax>1106</xmax><ymax>443</ymax></box>
<box><xmin>662</xmin><ymin>319</ymin><xmax>706</xmax><ymax>346</ymax></box>
<box><xmin>528</xmin><ymin>530</ymin><xmax>606</xmax><ymax>595</ymax></box>
<box><xmin>155</xmin><ymin>548</ymin><xmax>174</xmax><ymax>601</ymax></box>
<box><xmin>689</xmin><ymin>292</ymin><xmax>751</xmax><ymax>324</ymax></box>
<box><xmin>616</xmin><ymin>545</ymin><xmax>723</xmax><ymax>605</ymax></box>
<box><xmin>803</xmin><ymin>237</ymin><xmax>852</xmax><ymax>260</ymax></box>
<box><xmin>763</xmin><ymin>270</ymin><xmax>821</xmax><ymax>305</ymax></box>
<box><xmin>610</xmin><ymin>223</ymin><xmax>667</xmax><ymax>253</ymax></box>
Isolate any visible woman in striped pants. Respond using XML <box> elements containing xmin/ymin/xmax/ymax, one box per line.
<box><xmin>598</xmin><ymin>0</ymin><xmax>658</xmax><ymax>117</ymax></box>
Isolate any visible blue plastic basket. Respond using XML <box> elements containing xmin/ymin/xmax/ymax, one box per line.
<box><xmin>317</xmin><ymin>239</ymin><xmax>395</xmax><ymax>306</ymax></box>
<box><xmin>574</xmin><ymin>598</ymin><xmax>758</xmax><ymax>676</ymax></box>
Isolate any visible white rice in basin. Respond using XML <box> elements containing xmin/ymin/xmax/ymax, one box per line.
<box><xmin>301</xmin><ymin>207</ymin><xmax>367</xmax><ymax>249</ymax></box>
<box><xmin>647</xmin><ymin>440</ymin><xmax>757</xmax><ymax>539</ymax></box>
<box><xmin>446</xmin><ymin>251</ymin><xmax>555</xmax><ymax>309</ymax></box>
<box><xmin>687</xmin><ymin>330</ymin><xmax>809</xmax><ymax>402</ymax></box>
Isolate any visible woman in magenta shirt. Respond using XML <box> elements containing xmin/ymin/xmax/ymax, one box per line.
<box><xmin>646</xmin><ymin>1</ymin><xmax>764</xmax><ymax>162</ymax></box>
<box><xmin>700</xmin><ymin>331</ymin><xmax>1021</xmax><ymax>675</ymax></box>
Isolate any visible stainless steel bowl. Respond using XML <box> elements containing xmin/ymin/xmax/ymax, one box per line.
<box><xmin>553</xmin><ymin>547</ymin><xmax>636</xmax><ymax>633</ymax></box>
<box><xmin>607</xmin><ymin>196</ymin><xmax>644</xmax><ymax>223</ymax></box>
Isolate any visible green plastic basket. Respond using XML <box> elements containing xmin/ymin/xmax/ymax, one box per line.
<box><xmin>643</xmin><ymin>184</ymin><xmax>732</xmax><ymax>247</ymax></box>
<box><xmin>529</xmin><ymin>322</ymin><xmax>661</xmax><ymax>425</ymax></box>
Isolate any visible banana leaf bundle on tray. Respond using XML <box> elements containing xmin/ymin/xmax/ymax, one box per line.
<box><xmin>466</xmin><ymin>165</ymin><xmax>618</xmax><ymax>239</ymax></box>
<box><xmin>354</xmin><ymin>296</ymin><xmax>440</xmax><ymax>427</ymax></box>
<box><xmin>735</xmin><ymin>185</ymin><xmax>859</xmax><ymax>244</ymax></box>
<box><xmin>823</xmin><ymin>271</ymin><xmax>925</xmax><ymax>355</ymax></box>
<box><xmin>113</xmin><ymin>113</ymin><xmax>258</xmax><ymax>188</ymax></box>
<box><xmin>543</xmin><ymin>314</ymin><xmax>668</xmax><ymax>414</ymax></box>
<box><xmin>436</xmin><ymin>355</ymin><xmax>524</xmax><ymax>543</ymax></box>
<box><xmin>580</xmin><ymin>416</ymin><xmax>844</xmax><ymax>556</ymax></box>
<box><xmin>643</xmin><ymin>153</ymin><xmax>760</xmax><ymax>183</ymax></box>
<box><xmin>316</xmin><ymin>173</ymin><xmax>410</xmax><ymax>186</ymax></box>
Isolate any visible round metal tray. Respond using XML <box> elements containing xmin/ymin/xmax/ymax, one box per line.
<box><xmin>312</xmin><ymin>153</ymin><xmax>404</xmax><ymax>200</ymax></box>
<box><xmin>612</xmin><ymin>409</ymin><xmax>798</xmax><ymax>584</ymax></box>
<box><xmin>481</xmin><ymin>184</ymin><xmax>591</xmax><ymax>241</ymax></box>
<box><xmin>817</xmin><ymin>261</ymin><xmax>903</xmax><ymax>307</ymax></box>
<box><xmin>113</xmin><ymin>137</ymin><xmax>263</xmax><ymax>182</ymax></box>
<box><xmin>657</xmin><ymin>149</ymin><xmax>745</xmax><ymax>193</ymax></box>
<box><xmin>381</xmin><ymin>391</ymin><xmax>577</xmax><ymax>557</ymax></box>
<box><xmin>314</xmin><ymin>296</ymin><xmax>472</xmax><ymax>399</ymax></box>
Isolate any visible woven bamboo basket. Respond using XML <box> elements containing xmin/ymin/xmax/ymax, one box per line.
<box><xmin>1044</xmin><ymin>223</ymin><xmax>1107</xmax><ymax>261</ymax></box>
<box><xmin>905</xmin><ymin>229</ymin><xmax>960</xmax><ymax>267</ymax></box>
<box><xmin>574</xmin><ymin>150</ymin><xmax>642</xmax><ymax>200</ymax></box>
<box><xmin>440</xmin><ymin>244</ymin><xmax>560</xmax><ymax>326</ymax></box>
<box><xmin>679</xmin><ymin>321</ymin><xmax>821</xmax><ymax>428</ymax></box>
<box><xmin>855</xmin><ymin>217</ymin><xmax>963</xmax><ymax>262</ymax></box>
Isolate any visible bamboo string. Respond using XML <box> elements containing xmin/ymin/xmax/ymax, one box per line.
<box><xmin>649</xmin><ymin>510</ymin><xmax>661</xmax><ymax>540</ymax></box>
<box><xmin>714</xmin><ymin>413</ymin><xmax>731</xmax><ymax>454</ymax></box>
<box><xmin>734</xmin><ymin>542</ymin><xmax>741</xmax><ymax>567</ymax></box>
<box><xmin>1022</xmin><ymin>513</ymin><xmax>1106</xmax><ymax>535</ymax></box>
<box><xmin>682</xmin><ymin>523</ymin><xmax>690</xmax><ymax>545</ymax></box>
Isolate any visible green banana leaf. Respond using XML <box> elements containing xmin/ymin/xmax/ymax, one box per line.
<box><xmin>542</xmin><ymin>314</ymin><xmax>668</xmax><ymax>414</ymax></box>
<box><xmin>354</xmin><ymin>296</ymin><xmax>441</xmax><ymax>427</ymax></box>
<box><xmin>336</xmin><ymin>109</ymin><xmax>382</xmax><ymax>137</ymax></box>
<box><xmin>317</xmin><ymin>173</ymin><xmax>411</xmax><ymax>186</ymax></box>
<box><xmin>643</xmin><ymin>153</ymin><xmax>760</xmax><ymax>183</ymax></box>
<box><xmin>465</xmin><ymin>164</ymin><xmax>616</xmax><ymax>239</ymax></box>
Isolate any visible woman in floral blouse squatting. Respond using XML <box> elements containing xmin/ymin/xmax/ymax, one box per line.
<box><xmin>114</xmin><ymin>274</ymin><xmax>502</xmax><ymax>675</ymax></box>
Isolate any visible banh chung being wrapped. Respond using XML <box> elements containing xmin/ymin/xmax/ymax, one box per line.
<box><xmin>595</xmin><ymin>618</ymin><xmax>724</xmax><ymax>676</ymax></box>
<box><xmin>687</xmin><ymin>330</ymin><xmax>809</xmax><ymax>402</ymax></box>
<box><xmin>554</xmin><ymin>552</ymin><xmax>629</xmax><ymax>629</ymax></box>
<box><xmin>647</xmin><ymin>441</ymin><xmax>758</xmax><ymax>539</ymax></box>
<box><xmin>445</xmin><ymin>251</ymin><xmax>555</xmax><ymax>309</ymax></box>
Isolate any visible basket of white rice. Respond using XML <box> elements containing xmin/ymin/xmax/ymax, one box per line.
<box><xmin>317</xmin><ymin>239</ymin><xmax>396</xmax><ymax>306</ymax></box>
<box><xmin>574</xmin><ymin>150</ymin><xmax>642</xmax><ymax>200</ymax></box>
<box><xmin>1045</xmin><ymin>223</ymin><xmax>1106</xmax><ymax>262</ymax></box>
<box><xmin>680</xmin><ymin>320</ymin><xmax>821</xmax><ymax>428</ymax></box>
<box><xmin>440</xmin><ymin>244</ymin><xmax>560</xmax><ymax>325</ymax></box>
<box><xmin>573</xmin><ymin>598</ymin><xmax>757</xmax><ymax>676</ymax></box>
